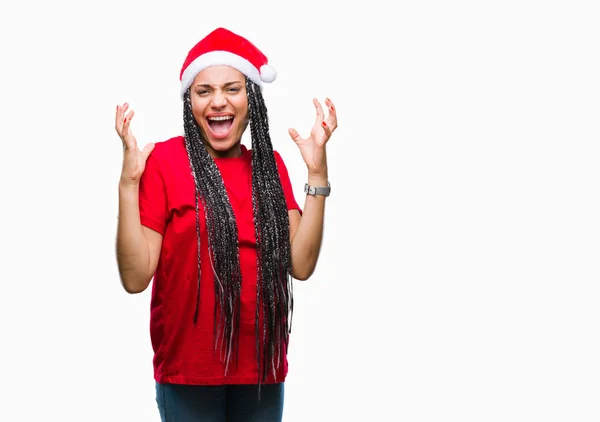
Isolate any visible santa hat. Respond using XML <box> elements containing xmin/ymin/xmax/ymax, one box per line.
<box><xmin>179</xmin><ymin>27</ymin><xmax>277</xmax><ymax>100</ymax></box>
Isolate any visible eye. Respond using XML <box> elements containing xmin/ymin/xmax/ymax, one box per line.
<box><xmin>196</xmin><ymin>89</ymin><xmax>209</xmax><ymax>96</ymax></box>
<box><xmin>227</xmin><ymin>87</ymin><xmax>241</xmax><ymax>93</ymax></box>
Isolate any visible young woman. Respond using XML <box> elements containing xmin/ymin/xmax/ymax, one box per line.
<box><xmin>115</xmin><ymin>27</ymin><xmax>337</xmax><ymax>421</ymax></box>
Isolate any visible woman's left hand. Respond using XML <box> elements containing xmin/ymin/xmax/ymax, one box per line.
<box><xmin>288</xmin><ymin>98</ymin><xmax>338</xmax><ymax>176</ymax></box>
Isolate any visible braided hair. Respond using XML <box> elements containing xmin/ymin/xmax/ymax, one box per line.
<box><xmin>182</xmin><ymin>77</ymin><xmax>294</xmax><ymax>386</ymax></box>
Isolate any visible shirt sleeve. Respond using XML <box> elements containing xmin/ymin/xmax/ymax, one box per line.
<box><xmin>274</xmin><ymin>150</ymin><xmax>302</xmax><ymax>214</ymax></box>
<box><xmin>138</xmin><ymin>152</ymin><xmax>168</xmax><ymax>236</ymax></box>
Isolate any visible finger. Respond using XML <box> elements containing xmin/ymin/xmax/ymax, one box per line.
<box><xmin>313</xmin><ymin>98</ymin><xmax>324</xmax><ymax>125</ymax></box>
<box><xmin>288</xmin><ymin>128</ymin><xmax>303</xmax><ymax>144</ymax></box>
<box><xmin>121</xmin><ymin>109</ymin><xmax>135</xmax><ymax>138</ymax></box>
<box><xmin>122</xmin><ymin>111</ymin><xmax>136</xmax><ymax>149</ymax></box>
<box><xmin>115</xmin><ymin>102</ymin><xmax>130</xmax><ymax>133</ymax></box>
<box><xmin>325</xmin><ymin>97</ymin><xmax>338</xmax><ymax>130</ymax></box>
<box><xmin>115</xmin><ymin>104</ymin><xmax>123</xmax><ymax>132</ymax></box>
<box><xmin>117</xmin><ymin>102</ymin><xmax>129</xmax><ymax>120</ymax></box>
<box><xmin>325</xmin><ymin>97</ymin><xmax>336</xmax><ymax>118</ymax></box>
<box><xmin>321</xmin><ymin>120</ymin><xmax>332</xmax><ymax>139</ymax></box>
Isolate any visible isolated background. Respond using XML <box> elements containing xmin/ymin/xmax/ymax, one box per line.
<box><xmin>1</xmin><ymin>0</ymin><xmax>599</xmax><ymax>421</ymax></box>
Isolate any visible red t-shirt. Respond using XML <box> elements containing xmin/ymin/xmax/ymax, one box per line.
<box><xmin>138</xmin><ymin>136</ymin><xmax>301</xmax><ymax>385</ymax></box>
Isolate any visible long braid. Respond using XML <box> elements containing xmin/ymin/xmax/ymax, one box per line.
<box><xmin>246</xmin><ymin>79</ymin><xmax>293</xmax><ymax>385</ymax></box>
<box><xmin>181</xmin><ymin>79</ymin><xmax>293</xmax><ymax>390</ymax></box>
<box><xmin>183</xmin><ymin>90</ymin><xmax>242</xmax><ymax>372</ymax></box>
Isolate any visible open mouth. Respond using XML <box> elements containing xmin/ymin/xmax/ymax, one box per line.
<box><xmin>207</xmin><ymin>115</ymin><xmax>234</xmax><ymax>136</ymax></box>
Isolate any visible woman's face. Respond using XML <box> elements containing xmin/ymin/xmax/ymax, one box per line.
<box><xmin>190</xmin><ymin>65</ymin><xmax>249</xmax><ymax>158</ymax></box>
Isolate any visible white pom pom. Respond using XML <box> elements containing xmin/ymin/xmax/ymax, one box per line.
<box><xmin>260</xmin><ymin>64</ymin><xmax>277</xmax><ymax>83</ymax></box>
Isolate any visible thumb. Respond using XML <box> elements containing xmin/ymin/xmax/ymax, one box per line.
<box><xmin>288</xmin><ymin>128</ymin><xmax>303</xmax><ymax>144</ymax></box>
<box><xmin>141</xmin><ymin>142</ymin><xmax>155</xmax><ymax>161</ymax></box>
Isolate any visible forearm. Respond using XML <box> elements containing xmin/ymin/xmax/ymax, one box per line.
<box><xmin>290</xmin><ymin>172</ymin><xmax>328</xmax><ymax>280</ymax></box>
<box><xmin>116</xmin><ymin>180</ymin><xmax>151</xmax><ymax>293</ymax></box>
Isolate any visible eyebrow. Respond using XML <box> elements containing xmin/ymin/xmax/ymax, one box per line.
<box><xmin>194</xmin><ymin>81</ymin><xmax>244</xmax><ymax>89</ymax></box>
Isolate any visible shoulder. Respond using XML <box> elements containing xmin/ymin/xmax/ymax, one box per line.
<box><xmin>142</xmin><ymin>136</ymin><xmax>187</xmax><ymax>183</ymax></box>
<box><xmin>145</xmin><ymin>136</ymin><xmax>188</xmax><ymax>175</ymax></box>
<box><xmin>149</xmin><ymin>136</ymin><xmax>186</xmax><ymax>161</ymax></box>
<box><xmin>271</xmin><ymin>149</ymin><xmax>285</xmax><ymax>165</ymax></box>
<box><xmin>272</xmin><ymin>150</ymin><xmax>293</xmax><ymax>173</ymax></box>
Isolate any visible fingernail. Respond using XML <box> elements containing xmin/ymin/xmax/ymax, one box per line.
<box><xmin>322</xmin><ymin>121</ymin><xmax>327</xmax><ymax>127</ymax></box>
<box><xmin>124</xmin><ymin>118</ymin><xmax>127</xmax><ymax>123</ymax></box>
<box><xmin>330</xmin><ymin>105</ymin><xmax>335</xmax><ymax>111</ymax></box>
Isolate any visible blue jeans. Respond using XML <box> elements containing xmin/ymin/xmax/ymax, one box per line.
<box><xmin>155</xmin><ymin>382</ymin><xmax>284</xmax><ymax>422</ymax></box>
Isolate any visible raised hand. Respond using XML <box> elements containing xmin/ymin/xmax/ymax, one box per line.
<box><xmin>115</xmin><ymin>103</ymin><xmax>155</xmax><ymax>185</ymax></box>
<box><xmin>288</xmin><ymin>98</ymin><xmax>338</xmax><ymax>176</ymax></box>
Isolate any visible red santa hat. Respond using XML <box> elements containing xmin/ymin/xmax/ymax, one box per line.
<box><xmin>179</xmin><ymin>27</ymin><xmax>277</xmax><ymax>100</ymax></box>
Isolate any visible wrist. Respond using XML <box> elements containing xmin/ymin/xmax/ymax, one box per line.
<box><xmin>307</xmin><ymin>171</ymin><xmax>328</xmax><ymax>186</ymax></box>
<box><xmin>119</xmin><ymin>178</ymin><xmax>140</xmax><ymax>191</ymax></box>
<box><xmin>304</xmin><ymin>171</ymin><xmax>331</xmax><ymax>197</ymax></box>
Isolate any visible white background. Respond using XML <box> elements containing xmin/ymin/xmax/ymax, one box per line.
<box><xmin>1</xmin><ymin>0</ymin><xmax>599</xmax><ymax>421</ymax></box>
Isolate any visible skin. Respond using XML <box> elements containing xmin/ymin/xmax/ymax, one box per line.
<box><xmin>287</xmin><ymin>96</ymin><xmax>338</xmax><ymax>280</ymax></box>
<box><xmin>114</xmin><ymin>103</ymin><xmax>160</xmax><ymax>294</ymax></box>
<box><xmin>190</xmin><ymin>66</ymin><xmax>249</xmax><ymax>159</ymax></box>
<box><xmin>115</xmin><ymin>65</ymin><xmax>338</xmax><ymax>292</ymax></box>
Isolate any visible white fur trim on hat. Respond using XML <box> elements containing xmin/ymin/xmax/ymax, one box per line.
<box><xmin>180</xmin><ymin>51</ymin><xmax>263</xmax><ymax>99</ymax></box>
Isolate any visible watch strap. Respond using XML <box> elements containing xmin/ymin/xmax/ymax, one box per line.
<box><xmin>304</xmin><ymin>182</ymin><xmax>331</xmax><ymax>197</ymax></box>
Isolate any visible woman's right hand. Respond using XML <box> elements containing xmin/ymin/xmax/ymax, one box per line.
<box><xmin>115</xmin><ymin>102</ymin><xmax>155</xmax><ymax>186</ymax></box>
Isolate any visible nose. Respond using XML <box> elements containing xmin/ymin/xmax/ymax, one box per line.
<box><xmin>210</xmin><ymin>90</ymin><xmax>227</xmax><ymax>109</ymax></box>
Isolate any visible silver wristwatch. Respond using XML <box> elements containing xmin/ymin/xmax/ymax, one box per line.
<box><xmin>304</xmin><ymin>182</ymin><xmax>331</xmax><ymax>197</ymax></box>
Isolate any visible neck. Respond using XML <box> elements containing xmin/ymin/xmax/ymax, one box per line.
<box><xmin>206</xmin><ymin>141</ymin><xmax>242</xmax><ymax>159</ymax></box>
